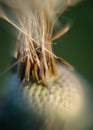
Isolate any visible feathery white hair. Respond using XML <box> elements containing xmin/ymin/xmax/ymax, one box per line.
<box><xmin>0</xmin><ymin>0</ymin><xmax>81</xmax><ymax>83</ymax></box>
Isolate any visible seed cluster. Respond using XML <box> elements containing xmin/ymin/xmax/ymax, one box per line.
<box><xmin>14</xmin><ymin>65</ymin><xmax>83</xmax><ymax>120</ymax></box>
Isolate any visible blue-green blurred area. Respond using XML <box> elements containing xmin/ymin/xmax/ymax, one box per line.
<box><xmin>0</xmin><ymin>18</ymin><xmax>17</xmax><ymax>95</ymax></box>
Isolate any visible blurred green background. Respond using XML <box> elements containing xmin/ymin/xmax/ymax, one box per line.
<box><xmin>53</xmin><ymin>0</ymin><xmax>93</xmax><ymax>85</ymax></box>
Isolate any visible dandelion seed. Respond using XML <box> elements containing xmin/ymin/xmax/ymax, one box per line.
<box><xmin>0</xmin><ymin>0</ymin><xmax>81</xmax><ymax>85</ymax></box>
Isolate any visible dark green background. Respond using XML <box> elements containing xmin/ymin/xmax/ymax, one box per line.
<box><xmin>53</xmin><ymin>0</ymin><xmax>93</xmax><ymax>85</ymax></box>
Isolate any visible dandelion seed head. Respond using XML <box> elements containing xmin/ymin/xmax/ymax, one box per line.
<box><xmin>8</xmin><ymin>64</ymin><xmax>89</xmax><ymax>130</ymax></box>
<box><xmin>0</xmin><ymin>0</ymin><xmax>91</xmax><ymax>129</ymax></box>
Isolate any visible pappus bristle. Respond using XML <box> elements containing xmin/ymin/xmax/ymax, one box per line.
<box><xmin>0</xmin><ymin>0</ymin><xmax>81</xmax><ymax>85</ymax></box>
